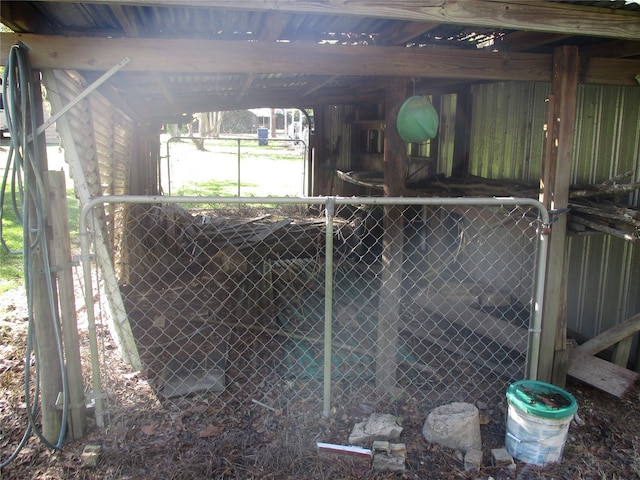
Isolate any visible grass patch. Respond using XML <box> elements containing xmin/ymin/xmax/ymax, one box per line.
<box><xmin>0</xmin><ymin>200</ymin><xmax>25</xmax><ymax>295</ymax></box>
<box><xmin>0</xmin><ymin>187</ymin><xmax>80</xmax><ymax>295</ymax></box>
<box><xmin>66</xmin><ymin>189</ymin><xmax>79</xmax><ymax>245</ymax></box>
<box><xmin>173</xmin><ymin>179</ymin><xmax>247</xmax><ymax>197</ymax></box>
<box><xmin>164</xmin><ymin>139</ymin><xmax>307</xmax><ymax>198</ymax></box>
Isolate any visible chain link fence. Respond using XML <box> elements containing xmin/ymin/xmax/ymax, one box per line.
<box><xmin>81</xmin><ymin>196</ymin><xmax>548</xmax><ymax>424</ymax></box>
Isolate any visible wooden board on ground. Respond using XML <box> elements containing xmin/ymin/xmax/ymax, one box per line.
<box><xmin>568</xmin><ymin>351</ymin><xmax>639</xmax><ymax>398</ymax></box>
<box><xmin>414</xmin><ymin>283</ymin><xmax>529</xmax><ymax>353</ymax></box>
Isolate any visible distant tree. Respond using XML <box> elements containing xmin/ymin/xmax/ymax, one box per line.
<box><xmin>221</xmin><ymin>110</ymin><xmax>258</xmax><ymax>134</ymax></box>
<box><xmin>191</xmin><ymin>111</ymin><xmax>223</xmax><ymax>151</ymax></box>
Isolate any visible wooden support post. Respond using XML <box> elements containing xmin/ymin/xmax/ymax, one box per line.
<box><xmin>31</xmin><ymin>241</ymin><xmax>64</xmax><ymax>444</ymax></box>
<box><xmin>29</xmin><ymin>70</ymin><xmax>63</xmax><ymax>443</ymax></box>
<box><xmin>46</xmin><ymin>171</ymin><xmax>87</xmax><ymax>439</ymax></box>
<box><xmin>311</xmin><ymin>106</ymin><xmax>327</xmax><ymax>196</ymax></box>
<box><xmin>376</xmin><ymin>77</ymin><xmax>407</xmax><ymax>392</ymax></box>
<box><xmin>537</xmin><ymin>46</ymin><xmax>578</xmax><ymax>384</ymax></box>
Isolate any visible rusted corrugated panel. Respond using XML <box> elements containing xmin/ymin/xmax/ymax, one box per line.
<box><xmin>468</xmin><ymin>82</ymin><xmax>549</xmax><ymax>183</ymax></box>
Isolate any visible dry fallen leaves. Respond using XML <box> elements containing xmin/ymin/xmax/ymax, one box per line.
<box><xmin>140</xmin><ymin>425</ymin><xmax>156</xmax><ymax>436</ymax></box>
<box><xmin>198</xmin><ymin>425</ymin><xmax>224</xmax><ymax>438</ymax></box>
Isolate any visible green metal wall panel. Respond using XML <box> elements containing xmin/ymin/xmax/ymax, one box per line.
<box><xmin>468</xmin><ymin>81</ymin><xmax>640</xmax><ymax>344</ymax></box>
<box><xmin>469</xmin><ymin>82</ymin><xmax>549</xmax><ymax>183</ymax></box>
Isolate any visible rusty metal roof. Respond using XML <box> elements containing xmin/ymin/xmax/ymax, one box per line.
<box><xmin>2</xmin><ymin>1</ymin><xmax>639</xmax><ymax>121</ymax></box>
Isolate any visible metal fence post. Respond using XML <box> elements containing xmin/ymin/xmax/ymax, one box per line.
<box><xmin>323</xmin><ymin>197</ymin><xmax>335</xmax><ymax>418</ymax></box>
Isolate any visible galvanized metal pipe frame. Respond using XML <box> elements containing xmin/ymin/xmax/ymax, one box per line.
<box><xmin>80</xmin><ymin>195</ymin><xmax>549</xmax><ymax>423</ymax></box>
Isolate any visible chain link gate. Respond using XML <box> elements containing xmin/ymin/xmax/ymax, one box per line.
<box><xmin>80</xmin><ymin>196</ymin><xmax>548</xmax><ymax>425</ymax></box>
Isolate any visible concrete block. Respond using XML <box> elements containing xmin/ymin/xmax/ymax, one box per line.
<box><xmin>160</xmin><ymin>365</ymin><xmax>225</xmax><ymax>398</ymax></box>
<box><xmin>160</xmin><ymin>331</ymin><xmax>228</xmax><ymax>398</ymax></box>
<box><xmin>81</xmin><ymin>444</ymin><xmax>102</xmax><ymax>467</ymax></box>
<box><xmin>372</xmin><ymin>442</ymin><xmax>406</xmax><ymax>472</ymax></box>
<box><xmin>464</xmin><ymin>448</ymin><xmax>483</xmax><ymax>471</ymax></box>
<box><xmin>422</xmin><ymin>402</ymin><xmax>482</xmax><ymax>453</ymax></box>
<box><xmin>492</xmin><ymin>447</ymin><xmax>516</xmax><ymax>470</ymax></box>
<box><xmin>349</xmin><ymin>413</ymin><xmax>403</xmax><ymax>445</ymax></box>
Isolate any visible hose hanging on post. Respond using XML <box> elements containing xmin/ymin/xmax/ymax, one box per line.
<box><xmin>0</xmin><ymin>43</ymin><xmax>69</xmax><ymax>469</ymax></box>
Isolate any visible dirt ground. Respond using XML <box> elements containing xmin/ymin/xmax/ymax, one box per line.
<box><xmin>1</xmin><ymin>286</ymin><xmax>639</xmax><ymax>480</ymax></box>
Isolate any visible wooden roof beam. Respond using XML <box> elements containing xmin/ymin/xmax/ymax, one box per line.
<box><xmin>2</xmin><ymin>33</ymin><xmax>638</xmax><ymax>86</ymax></box>
<box><xmin>237</xmin><ymin>12</ymin><xmax>291</xmax><ymax>100</ymax></box>
<box><xmin>580</xmin><ymin>39</ymin><xmax>640</xmax><ymax>59</ymax></box>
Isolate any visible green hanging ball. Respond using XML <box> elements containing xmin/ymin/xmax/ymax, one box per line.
<box><xmin>396</xmin><ymin>95</ymin><xmax>439</xmax><ymax>143</ymax></box>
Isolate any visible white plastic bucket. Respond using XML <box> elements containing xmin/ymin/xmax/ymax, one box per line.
<box><xmin>504</xmin><ymin>380</ymin><xmax>577</xmax><ymax>466</ymax></box>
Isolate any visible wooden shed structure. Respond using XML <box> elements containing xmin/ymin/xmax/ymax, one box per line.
<box><xmin>2</xmin><ymin>0</ymin><xmax>640</xmax><ymax>394</ymax></box>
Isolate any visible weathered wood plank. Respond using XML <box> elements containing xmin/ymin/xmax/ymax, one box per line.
<box><xmin>376</xmin><ymin>77</ymin><xmax>406</xmax><ymax>391</ymax></box>
<box><xmin>3</xmin><ymin>32</ymin><xmax>637</xmax><ymax>87</ymax></box>
<box><xmin>414</xmin><ymin>286</ymin><xmax>529</xmax><ymax>354</ymax></box>
<box><xmin>1</xmin><ymin>33</ymin><xmax>552</xmax><ymax>82</ymax></box>
<box><xmin>30</xmin><ymin>76</ymin><xmax>63</xmax><ymax>444</ymax></box>
<box><xmin>613</xmin><ymin>337</ymin><xmax>633</xmax><ymax>368</ymax></box>
<box><xmin>569</xmin><ymin>215</ymin><xmax>639</xmax><ymax>242</ymax></box>
<box><xmin>46</xmin><ymin>171</ymin><xmax>86</xmax><ymax>440</ymax></box>
<box><xmin>537</xmin><ymin>46</ymin><xmax>578</xmax><ymax>384</ymax></box>
<box><xmin>576</xmin><ymin>312</ymin><xmax>640</xmax><ymax>356</ymax></box>
<box><xmin>568</xmin><ymin>351</ymin><xmax>638</xmax><ymax>398</ymax></box>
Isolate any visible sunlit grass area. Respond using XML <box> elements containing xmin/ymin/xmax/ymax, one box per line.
<box><xmin>163</xmin><ymin>137</ymin><xmax>307</xmax><ymax>198</ymax></box>
<box><xmin>0</xmin><ymin>144</ymin><xmax>78</xmax><ymax>294</ymax></box>
<box><xmin>0</xmin><ymin>199</ymin><xmax>24</xmax><ymax>295</ymax></box>
<box><xmin>0</xmin><ymin>187</ymin><xmax>78</xmax><ymax>295</ymax></box>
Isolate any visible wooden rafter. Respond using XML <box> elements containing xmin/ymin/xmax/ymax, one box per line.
<box><xmin>109</xmin><ymin>4</ymin><xmax>141</xmax><ymax>37</ymax></box>
<box><xmin>300</xmin><ymin>76</ymin><xmax>340</xmax><ymax>98</ymax></box>
<box><xmin>498</xmin><ymin>31</ymin><xmax>571</xmax><ymax>52</ymax></box>
<box><xmin>237</xmin><ymin>12</ymin><xmax>291</xmax><ymax>100</ymax></box>
<box><xmin>377</xmin><ymin>21</ymin><xmax>439</xmax><ymax>46</ymax></box>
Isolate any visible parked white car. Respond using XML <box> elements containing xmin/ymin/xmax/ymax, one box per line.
<box><xmin>0</xmin><ymin>78</ymin><xmax>8</xmax><ymax>138</ymax></box>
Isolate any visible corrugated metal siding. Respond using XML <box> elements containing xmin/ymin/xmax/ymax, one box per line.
<box><xmin>45</xmin><ymin>69</ymin><xmax>132</xmax><ymax>280</ymax></box>
<box><xmin>567</xmin><ymin>84</ymin><xmax>640</xmax><ymax>341</ymax></box>
<box><xmin>567</xmin><ymin>236</ymin><xmax>640</xmax><ymax>338</ymax></box>
<box><xmin>469</xmin><ymin>82</ymin><xmax>549</xmax><ymax>183</ymax></box>
<box><xmin>437</xmin><ymin>94</ymin><xmax>457</xmax><ymax>177</ymax></box>
<box><xmin>468</xmin><ymin>81</ymin><xmax>640</xmax><ymax>342</ymax></box>
<box><xmin>573</xmin><ymin>85</ymin><xmax>640</xmax><ymax>185</ymax></box>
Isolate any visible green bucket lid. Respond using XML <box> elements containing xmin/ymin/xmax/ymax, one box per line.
<box><xmin>506</xmin><ymin>380</ymin><xmax>578</xmax><ymax>420</ymax></box>
<box><xmin>396</xmin><ymin>95</ymin><xmax>439</xmax><ymax>143</ymax></box>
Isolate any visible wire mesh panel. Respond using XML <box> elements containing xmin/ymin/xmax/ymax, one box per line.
<box><xmin>81</xmin><ymin>196</ymin><xmax>547</xmax><ymax>423</ymax></box>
